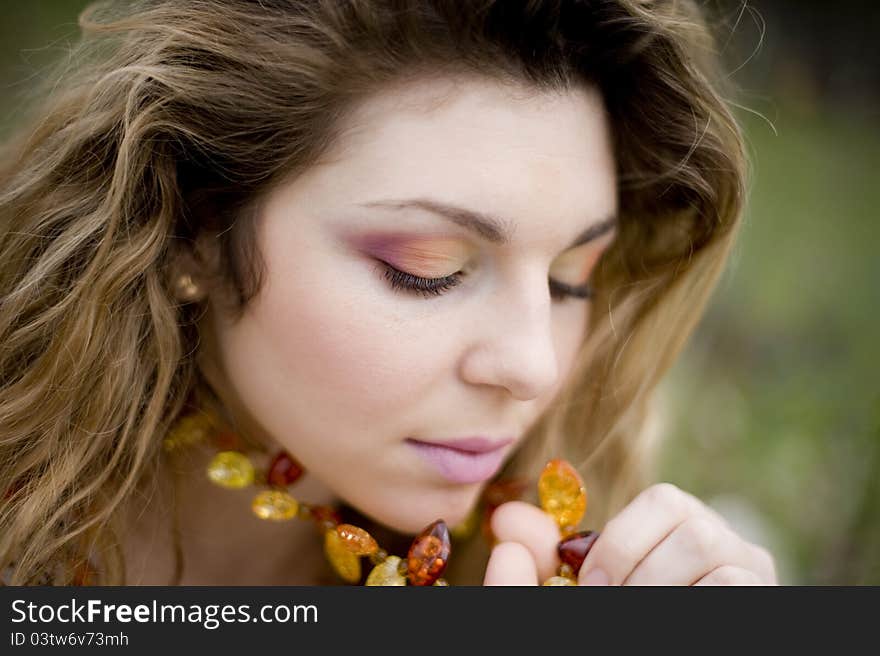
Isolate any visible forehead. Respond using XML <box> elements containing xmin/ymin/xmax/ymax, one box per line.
<box><xmin>308</xmin><ymin>75</ymin><xmax>618</xmax><ymax>242</ymax></box>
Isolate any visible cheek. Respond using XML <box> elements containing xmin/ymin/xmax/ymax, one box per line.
<box><xmin>215</xmin><ymin>233</ymin><xmax>446</xmax><ymax>434</ymax></box>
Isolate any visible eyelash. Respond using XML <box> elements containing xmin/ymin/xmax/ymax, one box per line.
<box><xmin>378</xmin><ymin>263</ymin><xmax>593</xmax><ymax>301</ymax></box>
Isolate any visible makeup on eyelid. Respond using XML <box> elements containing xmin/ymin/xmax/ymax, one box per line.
<box><xmin>357</xmin><ymin>233</ymin><xmax>475</xmax><ymax>277</ymax></box>
<box><xmin>345</xmin><ymin>228</ymin><xmax>612</xmax><ymax>287</ymax></box>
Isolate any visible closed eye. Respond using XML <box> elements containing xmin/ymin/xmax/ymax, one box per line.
<box><xmin>376</xmin><ymin>262</ymin><xmax>593</xmax><ymax>301</ymax></box>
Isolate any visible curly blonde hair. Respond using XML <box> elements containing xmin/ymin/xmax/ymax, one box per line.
<box><xmin>1</xmin><ymin>0</ymin><xmax>746</xmax><ymax>585</ymax></box>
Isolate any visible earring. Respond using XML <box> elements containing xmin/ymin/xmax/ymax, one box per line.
<box><xmin>175</xmin><ymin>272</ymin><xmax>204</xmax><ymax>303</ymax></box>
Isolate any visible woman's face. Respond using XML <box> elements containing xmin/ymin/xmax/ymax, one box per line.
<box><xmin>200</xmin><ymin>75</ymin><xmax>618</xmax><ymax>533</ymax></box>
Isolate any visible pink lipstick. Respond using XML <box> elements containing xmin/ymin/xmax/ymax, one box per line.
<box><xmin>406</xmin><ymin>437</ymin><xmax>513</xmax><ymax>484</ymax></box>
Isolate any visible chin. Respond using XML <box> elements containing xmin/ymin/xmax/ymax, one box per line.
<box><xmin>350</xmin><ymin>488</ymin><xmax>480</xmax><ymax>536</ymax></box>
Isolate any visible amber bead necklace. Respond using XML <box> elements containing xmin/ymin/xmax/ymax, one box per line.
<box><xmin>163</xmin><ymin>409</ymin><xmax>600</xmax><ymax>586</ymax></box>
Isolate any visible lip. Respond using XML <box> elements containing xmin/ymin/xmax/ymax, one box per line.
<box><xmin>415</xmin><ymin>436</ymin><xmax>515</xmax><ymax>454</ymax></box>
<box><xmin>405</xmin><ymin>437</ymin><xmax>513</xmax><ymax>484</ymax></box>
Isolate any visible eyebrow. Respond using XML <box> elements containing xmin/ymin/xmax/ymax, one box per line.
<box><xmin>359</xmin><ymin>197</ymin><xmax>617</xmax><ymax>250</ymax></box>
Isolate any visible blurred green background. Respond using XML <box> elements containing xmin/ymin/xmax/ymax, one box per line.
<box><xmin>653</xmin><ymin>2</ymin><xmax>880</xmax><ymax>586</ymax></box>
<box><xmin>2</xmin><ymin>2</ymin><xmax>878</xmax><ymax>585</ymax></box>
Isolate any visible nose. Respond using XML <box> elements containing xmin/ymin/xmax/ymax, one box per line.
<box><xmin>457</xmin><ymin>272</ymin><xmax>561</xmax><ymax>401</ymax></box>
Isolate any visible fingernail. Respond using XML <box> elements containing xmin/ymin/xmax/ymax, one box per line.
<box><xmin>581</xmin><ymin>568</ymin><xmax>609</xmax><ymax>586</ymax></box>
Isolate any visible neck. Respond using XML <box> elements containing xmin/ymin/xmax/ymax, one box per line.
<box><xmin>123</xmin><ymin>439</ymin><xmax>342</xmax><ymax>585</ymax></box>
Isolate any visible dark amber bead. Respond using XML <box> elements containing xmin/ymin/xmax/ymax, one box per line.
<box><xmin>482</xmin><ymin>478</ymin><xmax>529</xmax><ymax>507</ymax></box>
<box><xmin>557</xmin><ymin>530</ymin><xmax>600</xmax><ymax>573</ymax></box>
<box><xmin>406</xmin><ymin>520</ymin><xmax>451</xmax><ymax>586</ymax></box>
<box><xmin>479</xmin><ymin>477</ymin><xmax>532</xmax><ymax>545</ymax></box>
<box><xmin>213</xmin><ymin>430</ymin><xmax>242</xmax><ymax>451</ymax></box>
<box><xmin>267</xmin><ymin>451</ymin><xmax>305</xmax><ymax>487</ymax></box>
<box><xmin>309</xmin><ymin>505</ymin><xmax>342</xmax><ymax>528</ymax></box>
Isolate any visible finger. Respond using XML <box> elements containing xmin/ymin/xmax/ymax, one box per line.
<box><xmin>622</xmin><ymin>516</ymin><xmax>764</xmax><ymax>585</ymax></box>
<box><xmin>694</xmin><ymin>565</ymin><xmax>765</xmax><ymax>586</ymax></box>
<box><xmin>747</xmin><ymin>544</ymin><xmax>779</xmax><ymax>583</ymax></box>
<box><xmin>490</xmin><ymin>500</ymin><xmax>561</xmax><ymax>582</ymax></box>
<box><xmin>577</xmin><ymin>483</ymin><xmax>720</xmax><ymax>586</ymax></box>
<box><xmin>483</xmin><ymin>541</ymin><xmax>539</xmax><ymax>585</ymax></box>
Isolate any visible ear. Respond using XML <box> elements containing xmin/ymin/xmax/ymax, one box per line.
<box><xmin>168</xmin><ymin>233</ymin><xmax>217</xmax><ymax>304</ymax></box>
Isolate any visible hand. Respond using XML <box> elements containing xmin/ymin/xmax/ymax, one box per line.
<box><xmin>483</xmin><ymin>483</ymin><xmax>778</xmax><ymax>585</ymax></box>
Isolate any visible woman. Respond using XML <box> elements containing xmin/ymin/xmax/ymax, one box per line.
<box><xmin>0</xmin><ymin>0</ymin><xmax>777</xmax><ymax>586</ymax></box>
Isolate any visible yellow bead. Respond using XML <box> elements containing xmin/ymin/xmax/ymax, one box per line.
<box><xmin>365</xmin><ymin>556</ymin><xmax>407</xmax><ymax>586</ymax></box>
<box><xmin>251</xmin><ymin>490</ymin><xmax>299</xmax><ymax>521</ymax></box>
<box><xmin>543</xmin><ymin>575</ymin><xmax>577</xmax><ymax>586</ymax></box>
<box><xmin>538</xmin><ymin>459</ymin><xmax>587</xmax><ymax>530</ymax></box>
<box><xmin>206</xmin><ymin>451</ymin><xmax>255</xmax><ymax>488</ymax></box>
<box><xmin>324</xmin><ymin>529</ymin><xmax>362</xmax><ymax>584</ymax></box>
<box><xmin>164</xmin><ymin>413</ymin><xmax>214</xmax><ymax>452</ymax></box>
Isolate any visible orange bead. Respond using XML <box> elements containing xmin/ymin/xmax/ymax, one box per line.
<box><xmin>538</xmin><ymin>459</ymin><xmax>587</xmax><ymax>530</ymax></box>
<box><xmin>406</xmin><ymin>520</ymin><xmax>451</xmax><ymax>586</ymax></box>
<box><xmin>335</xmin><ymin>524</ymin><xmax>379</xmax><ymax>556</ymax></box>
<box><xmin>267</xmin><ymin>451</ymin><xmax>305</xmax><ymax>487</ymax></box>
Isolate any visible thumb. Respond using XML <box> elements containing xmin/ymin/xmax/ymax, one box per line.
<box><xmin>490</xmin><ymin>500</ymin><xmax>561</xmax><ymax>582</ymax></box>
